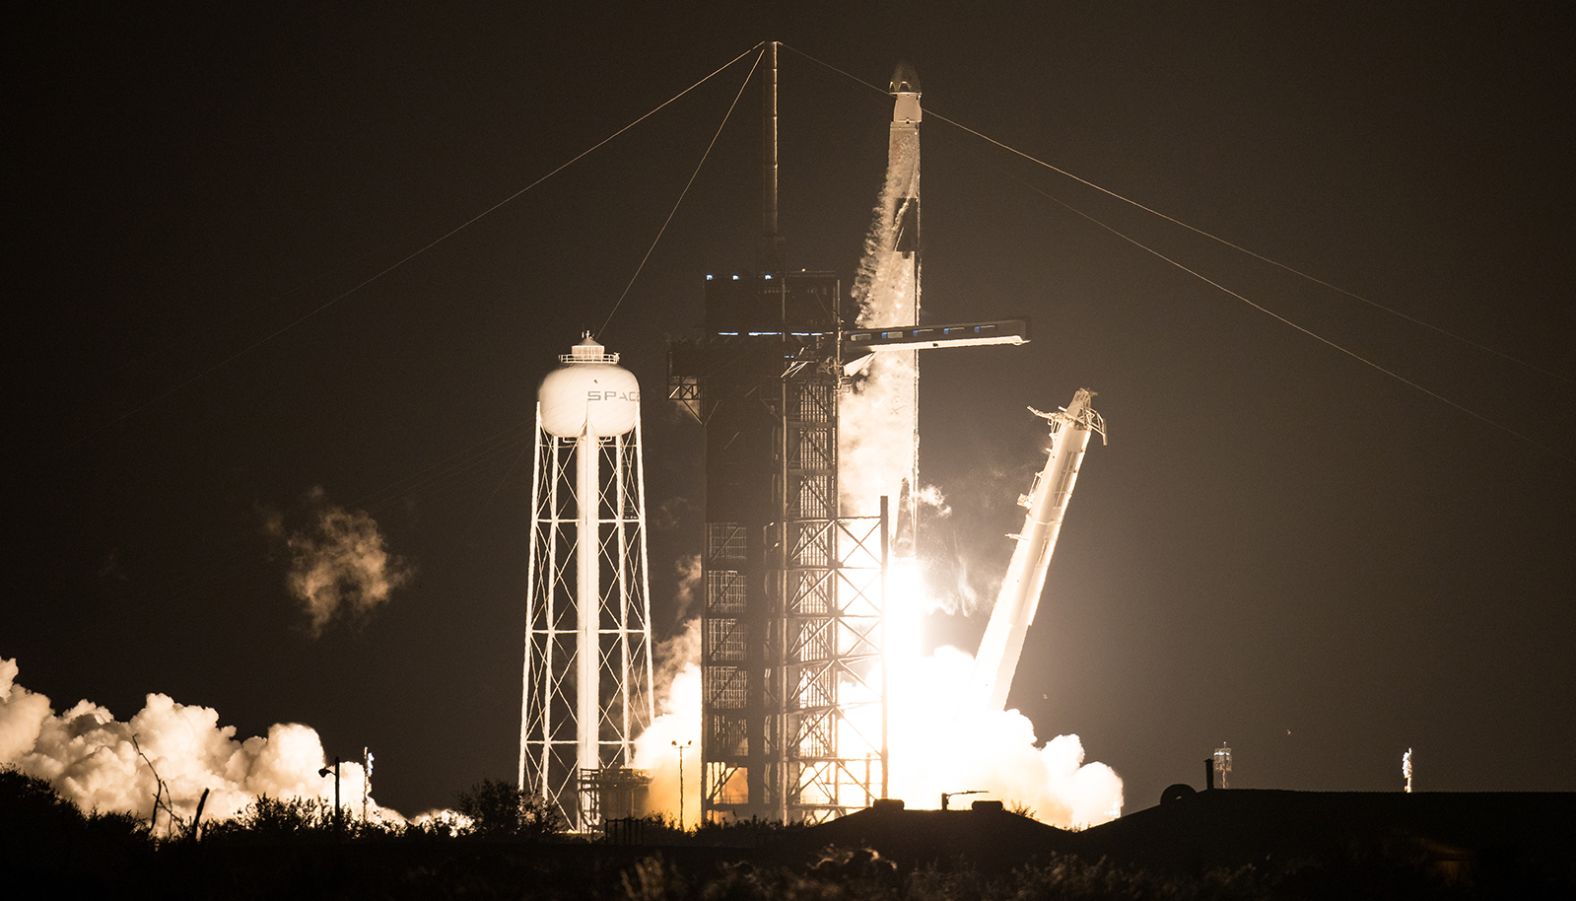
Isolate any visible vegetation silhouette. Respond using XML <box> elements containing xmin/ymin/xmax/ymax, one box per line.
<box><xmin>5</xmin><ymin>768</ymin><xmax>1572</xmax><ymax>899</ymax></box>
<box><xmin>455</xmin><ymin>777</ymin><xmax>565</xmax><ymax>838</ymax></box>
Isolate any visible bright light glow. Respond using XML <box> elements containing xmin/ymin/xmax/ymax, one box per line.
<box><xmin>636</xmin><ymin>85</ymin><xmax>1123</xmax><ymax>830</ymax></box>
<box><xmin>834</xmin><ymin>106</ymin><xmax>1124</xmax><ymax>826</ymax></box>
<box><xmin>841</xmin><ymin>560</ymin><xmax>1123</xmax><ymax>827</ymax></box>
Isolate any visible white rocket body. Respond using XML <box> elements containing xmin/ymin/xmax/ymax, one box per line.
<box><xmin>889</xmin><ymin>77</ymin><xmax>921</xmax><ymax>553</ymax></box>
<box><xmin>975</xmin><ymin>389</ymin><xmax>1105</xmax><ymax>711</ymax></box>
<box><xmin>847</xmin><ymin>70</ymin><xmax>924</xmax><ymax>547</ymax></box>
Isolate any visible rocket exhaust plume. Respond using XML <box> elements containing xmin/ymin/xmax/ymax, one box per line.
<box><xmin>631</xmin><ymin>617</ymin><xmax>702</xmax><ymax>828</ymax></box>
<box><xmin>635</xmin><ymin>63</ymin><xmax>1123</xmax><ymax>829</ymax></box>
<box><xmin>842</xmin><ymin>63</ymin><xmax>922</xmax><ymax>535</ymax></box>
<box><xmin>836</xmin><ymin>77</ymin><xmax>1123</xmax><ymax>827</ymax></box>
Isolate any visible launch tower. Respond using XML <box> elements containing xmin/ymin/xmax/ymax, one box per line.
<box><xmin>670</xmin><ymin>271</ymin><xmax>891</xmax><ymax>824</ymax></box>
<box><xmin>667</xmin><ymin>43</ymin><xmax>893</xmax><ymax>825</ymax></box>
<box><xmin>670</xmin><ymin>47</ymin><xmax>1029</xmax><ymax>825</ymax></box>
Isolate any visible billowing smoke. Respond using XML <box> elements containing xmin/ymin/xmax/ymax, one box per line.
<box><xmin>670</xmin><ymin>553</ymin><xmax>702</xmax><ymax>622</ymax></box>
<box><xmin>932</xmin><ymin>542</ymin><xmax>995</xmax><ymax>617</ymax></box>
<box><xmin>840</xmin><ymin>139</ymin><xmax>920</xmax><ymax>516</ymax></box>
<box><xmin>631</xmin><ymin>618</ymin><xmax>701</xmax><ymax>827</ymax></box>
<box><xmin>621</xmin><ymin>98</ymin><xmax>1124</xmax><ymax>831</ymax></box>
<box><xmin>836</xmin><ymin>134</ymin><xmax>1124</xmax><ymax>826</ymax></box>
<box><xmin>879</xmin><ymin>643</ymin><xmax>1121</xmax><ymax>826</ymax></box>
<box><xmin>627</xmin><ymin>550</ymin><xmax>705</xmax><ymax>825</ymax></box>
<box><xmin>914</xmin><ymin>483</ymin><xmax>951</xmax><ymax>518</ymax></box>
<box><xmin>0</xmin><ymin>657</ymin><xmax>398</xmax><ymax>828</ymax></box>
<box><xmin>263</xmin><ymin>487</ymin><xmax>412</xmax><ymax>636</ymax></box>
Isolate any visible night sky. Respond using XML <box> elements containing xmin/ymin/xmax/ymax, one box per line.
<box><xmin>11</xmin><ymin>3</ymin><xmax>1574</xmax><ymax>816</ymax></box>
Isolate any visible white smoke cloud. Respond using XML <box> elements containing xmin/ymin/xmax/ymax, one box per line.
<box><xmin>670</xmin><ymin>554</ymin><xmax>703</xmax><ymax>622</ymax></box>
<box><xmin>264</xmin><ymin>487</ymin><xmax>412</xmax><ymax>636</ymax></box>
<box><xmin>833</xmin><ymin>136</ymin><xmax>1125</xmax><ymax>827</ymax></box>
<box><xmin>0</xmin><ymin>657</ymin><xmax>400</xmax><ymax>829</ymax></box>
<box><xmin>880</xmin><ymin>644</ymin><xmax>1122</xmax><ymax>827</ymax></box>
<box><xmin>631</xmin><ymin>618</ymin><xmax>701</xmax><ymax>826</ymax></box>
<box><xmin>914</xmin><ymin>483</ymin><xmax>951</xmax><ymax>518</ymax></box>
<box><xmin>840</xmin><ymin>347</ymin><xmax>919</xmax><ymax>515</ymax></box>
<box><xmin>927</xmin><ymin>547</ymin><xmax>992</xmax><ymax>618</ymax></box>
<box><xmin>841</xmin><ymin>142</ymin><xmax>920</xmax><ymax>516</ymax></box>
<box><xmin>626</xmin><ymin>554</ymin><xmax>706</xmax><ymax>825</ymax></box>
<box><xmin>618</xmin><ymin>104</ymin><xmax>1124</xmax><ymax>833</ymax></box>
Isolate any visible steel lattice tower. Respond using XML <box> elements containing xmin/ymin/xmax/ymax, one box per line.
<box><xmin>669</xmin><ymin>271</ymin><xmax>890</xmax><ymax>824</ymax></box>
<box><xmin>519</xmin><ymin>336</ymin><xmax>656</xmax><ymax>832</ymax></box>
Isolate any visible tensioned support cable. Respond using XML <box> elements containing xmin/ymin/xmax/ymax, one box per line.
<box><xmin>83</xmin><ymin>42</ymin><xmax>766</xmax><ymax>443</ymax></box>
<box><xmin>779</xmin><ymin>42</ymin><xmax>1564</xmax><ymax>384</ymax></box>
<box><xmin>598</xmin><ymin>48</ymin><xmax>766</xmax><ymax>335</ymax></box>
<box><xmin>1017</xmin><ymin>177</ymin><xmax>1574</xmax><ymax>465</ymax></box>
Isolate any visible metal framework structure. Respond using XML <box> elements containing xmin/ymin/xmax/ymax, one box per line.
<box><xmin>518</xmin><ymin>410</ymin><xmax>656</xmax><ymax>832</ymax></box>
<box><xmin>666</xmin><ymin>50</ymin><xmax>1021</xmax><ymax>826</ymax></box>
<box><xmin>672</xmin><ymin>270</ymin><xmax>891</xmax><ymax>824</ymax></box>
<box><xmin>777</xmin><ymin>363</ymin><xmax>888</xmax><ymax>822</ymax></box>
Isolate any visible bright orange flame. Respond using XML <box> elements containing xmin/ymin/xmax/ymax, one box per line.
<box><xmin>849</xmin><ymin>559</ymin><xmax>1124</xmax><ymax>826</ymax></box>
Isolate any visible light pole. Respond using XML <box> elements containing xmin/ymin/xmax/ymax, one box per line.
<box><xmin>670</xmin><ymin>739</ymin><xmax>692</xmax><ymax>831</ymax></box>
<box><xmin>362</xmin><ymin>747</ymin><xmax>374</xmax><ymax>822</ymax></box>
<box><xmin>317</xmin><ymin>757</ymin><xmax>341</xmax><ymax>832</ymax></box>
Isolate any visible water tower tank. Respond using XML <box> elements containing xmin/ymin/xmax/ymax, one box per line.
<box><xmin>538</xmin><ymin>333</ymin><xmax>640</xmax><ymax>438</ymax></box>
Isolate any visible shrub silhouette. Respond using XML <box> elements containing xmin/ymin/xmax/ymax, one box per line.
<box><xmin>455</xmin><ymin>777</ymin><xmax>565</xmax><ymax>838</ymax></box>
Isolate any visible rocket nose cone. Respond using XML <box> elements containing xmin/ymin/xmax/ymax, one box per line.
<box><xmin>889</xmin><ymin>61</ymin><xmax>921</xmax><ymax>95</ymax></box>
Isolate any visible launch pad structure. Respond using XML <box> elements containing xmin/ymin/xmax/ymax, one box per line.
<box><xmin>520</xmin><ymin>42</ymin><xmax>1097</xmax><ymax>832</ymax></box>
<box><xmin>670</xmin><ymin>273</ymin><xmax>890</xmax><ymax>824</ymax></box>
<box><xmin>668</xmin><ymin>45</ymin><xmax>1030</xmax><ymax>824</ymax></box>
<box><xmin>667</xmin><ymin>42</ymin><xmax>892</xmax><ymax>824</ymax></box>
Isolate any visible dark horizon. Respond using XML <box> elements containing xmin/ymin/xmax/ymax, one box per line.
<box><xmin>8</xmin><ymin>3</ymin><xmax>1574</xmax><ymax>817</ymax></box>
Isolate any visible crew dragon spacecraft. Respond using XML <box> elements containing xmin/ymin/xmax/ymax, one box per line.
<box><xmin>667</xmin><ymin>48</ymin><xmax>1100</xmax><ymax>824</ymax></box>
<box><xmin>846</xmin><ymin>67</ymin><xmax>1106</xmax><ymax>713</ymax></box>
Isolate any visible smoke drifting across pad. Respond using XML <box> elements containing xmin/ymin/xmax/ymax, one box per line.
<box><xmin>631</xmin><ymin>618</ymin><xmax>703</xmax><ymax>828</ymax></box>
<box><xmin>0</xmin><ymin>657</ymin><xmax>401</xmax><ymax>827</ymax></box>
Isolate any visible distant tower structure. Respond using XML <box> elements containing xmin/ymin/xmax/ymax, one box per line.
<box><xmin>519</xmin><ymin>333</ymin><xmax>656</xmax><ymax>832</ymax></box>
<box><xmin>1402</xmin><ymin>747</ymin><xmax>1414</xmax><ymax>793</ymax></box>
<box><xmin>1213</xmin><ymin>743</ymin><xmax>1233</xmax><ymax>789</ymax></box>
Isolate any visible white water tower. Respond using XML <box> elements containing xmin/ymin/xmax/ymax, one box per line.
<box><xmin>518</xmin><ymin>333</ymin><xmax>655</xmax><ymax>831</ymax></box>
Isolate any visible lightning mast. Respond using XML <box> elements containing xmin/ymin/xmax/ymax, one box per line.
<box><xmin>974</xmin><ymin>389</ymin><xmax>1105</xmax><ymax>710</ymax></box>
